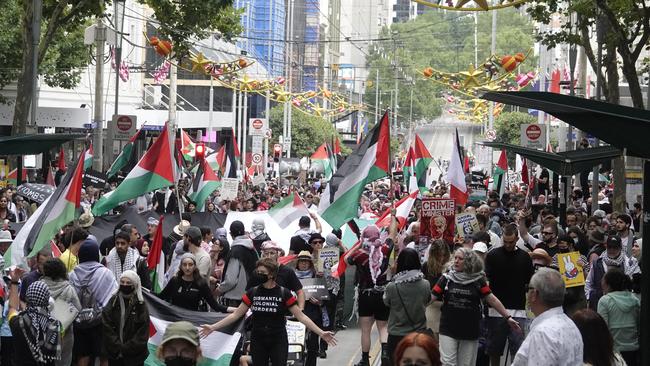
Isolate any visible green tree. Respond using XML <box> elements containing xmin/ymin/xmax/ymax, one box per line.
<box><xmin>268</xmin><ymin>105</ymin><xmax>343</xmax><ymax>158</ymax></box>
<box><xmin>494</xmin><ymin>111</ymin><xmax>537</xmax><ymax>145</ymax></box>
<box><xmin>1</xmin><ymin>0</ymin><xmax>242</xmax><ymax>135</ymax></box>
<box><xmin>363</xmin><ymin>8</ymin><xmax>536</xmax><ymax>126</ymax></box>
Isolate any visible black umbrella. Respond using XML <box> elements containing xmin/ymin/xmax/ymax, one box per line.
<box><xmin>16</xmin><ymin>183</ymin><xmax>55</xmax><ymax>204</ymax></box>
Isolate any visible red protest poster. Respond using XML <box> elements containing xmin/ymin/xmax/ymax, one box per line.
<box><xmin>420</xmin><ymin>198</ymin><xmax>455</xmax><ymax>246</ymax></box>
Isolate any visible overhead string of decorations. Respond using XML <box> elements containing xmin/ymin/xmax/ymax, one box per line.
<box><xmin>411</xmin><ymin>0</ymin><xmax>528</xmax><ymax>11</ymax></box>
<box><xmin>146</xmin><ymin>35</ymin><xmax>364</xmax><ymax>119</ymax></box>
<box><xmin>419</xmin><ymin>49</ymin><xmax>536</xmax><ymax>123</ymax></box>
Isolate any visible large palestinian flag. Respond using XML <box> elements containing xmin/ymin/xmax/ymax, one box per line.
<box><xmin>188</xmin><ymin>159</ymin><xmax>221</xmax><ymax>210</ymax></box>
<box><xmin>144</xmin><ymin>292</ymin><xmax>244</xmax><ymax>366</ymax></box>
<box><xmin>93</xmin><ymin>123</ymin><xmax>176</xmax><ymax>215</ymax></box>
<box><xmin>318</xmin><ymin>111</ymin><xmax>390</xmax><ymax>229</ymax></box>
<box><xmin>4</xmin><ymin>146</ymin><xmax>86</xmax><ymax>267</ymax></box>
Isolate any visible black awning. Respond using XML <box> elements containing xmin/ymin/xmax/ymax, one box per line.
<box><xmin>478</xmin><ymin>142</ymin><xmax>622</xmax><ymax>176</ymax></box>
<box><xmin>0</xmin><ymin>134</ymin><xmax>86</xmax><ymax>155</ymax></box>
<box><xmin>480</xmin><ymin>91</ymin><xmax>650</xmax><ymax>159</ymax></box>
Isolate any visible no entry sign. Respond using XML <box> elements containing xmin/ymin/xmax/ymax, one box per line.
<box><xmin>520</xmin><ymin>123</ymin><xmax>546</xmax><ymax>149</ymax></box>
<box><xmin>248</xmin><ymin>118</ymin><xmax>268</xmax><ymax>136</ymax></box>
<box><xmin>111</xmin><ymin>114</ymin><xmax>137</xmax><ymax>140</ymax></box>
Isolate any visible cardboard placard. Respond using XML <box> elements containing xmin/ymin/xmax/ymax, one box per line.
<box><xmin>220</xmin><ymin>178</ymin><xmax>239</xmax><ymax>201</ymax></box>
<box><xmin>252</xmin><ymin>174</ymin><xmax>266</xmax><ymax>187</ymax></box>
<box><xmin>419</xmin><ymin>198</ymin><xmax>455</xmax><ymax>244</ymax></box>
<box><xmin>300</xmin><ymin>277</ymin><xmax>330</xmax><ymax>300</ymax></box>
<box><xmin>455</xmin><ymin>213</ymin><xmax>480</xmax><ymax>240</ymax></box>
<box><xmin>558</xmin><ymin>252</ymin><xmax>586</xmax><ymax>288</ymax></box>
<box><xmin>83</xmin><ymin>169</ymin><xmax>108</xmax><ymax>189</ymax></box>
<box><xmin>317</xmin><ymin>247</ymin><xmax>339</xmax><ymax>273</ymax></box>
<box><xmin>16</xmin><ymin>183</ymin><xmax>54</xmax><ymax>204</ymax></box>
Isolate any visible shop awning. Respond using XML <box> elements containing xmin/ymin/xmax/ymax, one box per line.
<box><xmin>478</xmin><ymin>142</ymin><xmax>622</xmax><ymax>176</ymax></box>
<box><xmin>481</xmin><ymin>91</ymin><xmax>650</xmax><ymax>159</ymax></box>
<box><xmin>0</xmin><ymin>134</ymin><xmax>86</xmax><ymax>155</ymax></box>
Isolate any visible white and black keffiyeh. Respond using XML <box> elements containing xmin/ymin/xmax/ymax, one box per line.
<box><xmin>107</xmin><ymin>247</ymin><xmax>139</xmax><ymax>280</ymax></box>
<box><xmin>19</xmin><ymin>281</ymin><xmax>61</xmax><ymax>363</ymax></box>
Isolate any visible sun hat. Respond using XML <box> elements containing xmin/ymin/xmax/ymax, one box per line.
<box><xmin>173</xmin><ymin>220</ymin><xmax>191</xmax><ymax>236</ymax></box>
<box><xmin>161</xmin><ymin>321</ymin><xmax>200</xmax><ymax>347</ymax></box>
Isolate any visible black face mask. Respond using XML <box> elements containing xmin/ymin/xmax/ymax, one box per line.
<box><xmin>164</xmin><ymin>356</ymin><xmax>196</xmax><ymax>366</ymax></box>
<box><xmin>120</xmin><ymin>285</ymin><xmax>134</xmax><ymax>295</ymax></box>
<box><xmin>251</xmin><ymin>272</ymin><xmax>269</xmax><ymax>286</ymax></box>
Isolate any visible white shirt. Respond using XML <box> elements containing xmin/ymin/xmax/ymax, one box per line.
<box><xmin>512</xmin><ymin>306</ymin><xmax>583</xmax><ymax>366</ymax></box>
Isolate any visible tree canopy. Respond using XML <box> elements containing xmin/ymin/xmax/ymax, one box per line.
<box><xmin>363</xmin><ymin>8</ymin><xmax>536</xmax><ymax>126</ymax></box>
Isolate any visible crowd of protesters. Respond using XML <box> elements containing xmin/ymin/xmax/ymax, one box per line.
<box><xmin>0</xmin><ymin>148</ymin><xmax>644</xmax><ymax>366</ymax></box>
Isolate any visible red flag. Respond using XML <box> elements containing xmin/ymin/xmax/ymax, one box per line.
<box><xmin>521</xmin><ymin>158</ymin><xmax>529</xmax><ymax>185</ymax></box>
<box><xmin>45</xmin><ymin>167</ymin><xmax>56</xmax><ymax>187</ymax></box>
<box><xmin>50</xmin><ymin>241</ymin><xmax>62</xmax><ymax>258</ymax></box>
<box><xmin>231</xmin><ymin>128</ymin><xmax>241</xmax><ymax>157</ymax></box>
<box><xmin>464</xmin><ymin>156</ymin><xmax>470</xmax><ymax>173</ymax></box>
<box><xmin>334</xmin><ymin>137</ymin><xmax>341</xmax><ymax>155</ymax></box>
<box><xmin>57</xmin><ymin>147</ymin><xmax>66</xmax><ymax>171</ymax></box>
<box><xmin>148</xmin><ymin>215</ymin><xmax>165</xmax><ymax>271</ymax></box>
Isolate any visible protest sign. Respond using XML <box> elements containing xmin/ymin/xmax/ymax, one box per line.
<box><xmin>419</xmin><ymin>198</ymin><xmax>455</xmax><ymax>244</ymax></box>
<box><xmin>16</xmin><ymin>183</ymin><xmax>54</xmax><ymax>204</ymax></box>
<box><xmin>317</xmin><ymin>247</ymin><xmax>339</xmax><ymax>273</ymax></box>
<box><xmin>558</xmin><ymin>252</ymin><xmax>585</xmax><ymax>288</ymax></box>
<box><xmin>455</xmin><ymin>213</ymin><xmax>480</xmax><ymax>240</ymax></box>
<box><xmin>83</xmin><ymin>169</ymin><xmax>108</xmax><ymax>189</ymax></box>
<box><xmin>300</xmin><ymin>277</ymin><xmax>329</xmax><ymax>300</ymax></box>
<box><xmin>252</xmin><ymin>174</ymin><xmax>266</xmax><ymax>187</ymax></box>
<box><xmin>220</xmin><ymin>178</ymin><xmax>239</xmax><ymax>200</ymax></box>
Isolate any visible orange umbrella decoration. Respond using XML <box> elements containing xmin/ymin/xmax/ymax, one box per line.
<box><xmin>412</xmin><ymin>0</ymin><xmax>528</xmax><ymax>11</ymax></box>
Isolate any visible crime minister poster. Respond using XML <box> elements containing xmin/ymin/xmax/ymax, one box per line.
<box><xmin>419</xmin><ymin>198</ymin><xmax>455</xmax><ymax>246</ymax></box>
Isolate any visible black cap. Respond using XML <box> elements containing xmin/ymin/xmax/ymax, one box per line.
<box><xmin>606</xmin><ymin>235</ymin><xmax>622</xmax><ymax>249</ymax></box>
<box><xmin>298</xmin><ymin>215</ymin><xmax>311</xmax><ymax>227</ymax></box>
<box><xmin>230</xmin><ymin>220</ymin><xmax>245</xmax><ymax>237</ymax></box>
<box><xmin>308</xmin><ymin>233</ymin><xmax>325</xmax><ymax>243</ymax></box>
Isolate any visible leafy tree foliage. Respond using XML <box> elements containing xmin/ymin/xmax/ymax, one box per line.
<box><xmin>363</xmin><ymin>8</ymin><xmax>536</xmax><ymax>125</ymax></box>
<box><xmin>268</xmin><ymin>105</ymin><xmax>344</xmax><ymax>158</ymax></box>
<box><xmin>0</xmin><ymin>0</ymin><xmax>241</xmax><ymax>134</ymax></box>
<box><xmin>494</xmin><ymin>111</ymin><xmax>537</xmax><ymax>145</ymax></box>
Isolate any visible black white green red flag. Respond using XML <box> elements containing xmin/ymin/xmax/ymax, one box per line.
<box><xmin>143</xmin><ymin>291</ymin><xmax>244</xmax><ymax>366</ymax></box>
<box><xmin>318</xmin><ymin>110</ymin><xmax>391</xmax><ymax>229</ymax></box>
<box><xmin>93</xmin><ymin>123</ymin><xmax>176</xmax><ymax>215</ymax></box>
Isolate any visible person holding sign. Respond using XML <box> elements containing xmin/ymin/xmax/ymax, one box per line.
<box><xmin>199</xmin><ymin>258</ymin><xmax>336</xmax><ymax>366</ymax></box>
<box><xmin>294</xmin><ymin>251</ymin><xmax>329</xmax><ymax>366</ymax></box>
<box><xmin>550</xmin><ymin>234</ymin><xmax>588</xmax><ymax>316</ymax></box>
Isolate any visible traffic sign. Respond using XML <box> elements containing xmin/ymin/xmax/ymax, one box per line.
<box><xmin>485</xmin><ymin>129</ymin><xmax>496</xmax><ymax>141</ymax></box>
<box><xmin>110</xmin><ymin>114</ymin><xmax>137</xmax><ymax>140</ymax></box>
<box><xmin>520</xmin><ymin>123</ymin><xmax>546</xmax><ymax>149</ymax></box>
<box><xmin>252</xmin><ymin>153</ymin><xmax>263</xmax><ymax>164</ymax></box>
<box><xmin>249</xmin><ymin>118</ymin><xmax>268</xmax><ymax>136</ymax></box>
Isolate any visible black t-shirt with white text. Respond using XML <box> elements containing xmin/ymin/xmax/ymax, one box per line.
<box><xmin>242</xmin><ymin>285</ymin><xmax>297</xmax><ymax>336</ymax></box>
<box><xmin>432</xmin><ymin>275</ymin><xmax>491</xmax><ymax>340</ymax></box>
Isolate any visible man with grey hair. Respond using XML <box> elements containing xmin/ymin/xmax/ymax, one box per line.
<box><xmin>512</xmin><ymin>267</ymin><xmax>583</xmax><ymax>365</ymax></box>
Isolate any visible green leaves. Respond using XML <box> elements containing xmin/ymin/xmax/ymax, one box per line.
<box><xmin>138</xmin><ymin>0</ymin><xmax>243</xmax><ymax>58</ymax></box>
<box><xmin>494</xmin><ymin>111</ymin><xmax>537</xmax><ymax>145</ymax></box>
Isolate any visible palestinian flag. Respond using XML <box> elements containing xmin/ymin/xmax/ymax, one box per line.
<box><xmin>447</xmin><ymin>129</ymin><xmax>468</xmax><ymax>206</ymax></box>
<box><xmin>223</xmin><ymin>139</ymin><xmax>238</xmax><ymax>179</ymax></box>
<box><xmin>107</xmin><ymin>128</ymin><xmax>142</xmax><ymax>178</ymax></box>
<box><xmin>188</xmin><ymin>159</ymin><xmax>221</xmax><ymax>211</ymax></box>
<box><xmin>326</xmin><ymin>141</ymin><xmax>337</xmax><ymax>175</ymax></box>
<box><xmin>206</xmin><ymin>145</ymin><xmax>225</xmax><ymax>172</ymax></box>
<box><xmin>493</xmin><ymin>150</ymin><xmax>508</xmax><ymax>197</ymax></box>
<box><xmin>7</xmin><ymin>168</ymin><xmax>28</xmax><ymax>186</ymax></box>
<box><xmin>180</xmin><ymin>129</ymin><xmax>196</xmax><ymax>162</ymax></box>
<box><xmin>144</xmin><ymin>292</ymin><xmax>244</xmax><ymax>366</ymax></box>
<box><xmin>318</xmin><ymin>110</ymin><xmax>390</xmax><ymax>229</ymax></box>
<box><xmin>147</xmin><ymin>215</ymin><xmax>165</xmax><ymax>293</ymax></box>
<box><xmin>375</xmin><ymin>190</ymin><xmax>418</xmax><ymax>229</ymax></box>
<box><xmin>45</xmin><ymin>167</ymin><xmax>55</xmax><ymax>187</ymax></box>
<box><xmin>311</xmin><ymin>143</ymin><xmax>333</xmax><ymax>180</ymax></box>
<box><xmin>83</xmin><ymin>143</ymin><xmax>93</xmax><ymax>171</ymax></box>
<box><xmin>268</xmin><ymin>192</ymin><xmax>309</xmax><ymax>229</ymax></box>
<box><xmin>403</xmin><ymin>147</ymin><xmax>418</xmax><ymax>193</ymax></box>
<box><xmin>4</xmin><ymin>147</ymin><xmax>86</xmax><ymax>267</ymax></box>
<box><xmin>93</xmin><ymin>123</ymin><xmax>176</xmax><ymax>216</ymax></box>
<box><xmin>412</xmin><ymin>134</ymin><xmax>433</xmax><ymax>192</ymax></box>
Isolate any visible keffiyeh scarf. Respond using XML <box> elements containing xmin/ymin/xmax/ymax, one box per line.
<box><xmin>107</xmin><ymin>247</ymin><xmax>139</xmax><ymax>280</ymax></box>
<box><xmin>19</xmin><ymin>281</ymin><xmax>61</xmax><ymax>363</ymax></box>
<box><xmin>392</xmin><ymin>269</ymin><xmax>424</xmax><ymax>284</ymax></box>
<box><xmin>601</xmin><ymin>251</ymin><xmax>640</xmax><ymax>277</ymax></box>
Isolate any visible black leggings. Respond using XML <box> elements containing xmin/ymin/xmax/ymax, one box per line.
<box><xmin>387</xmin><ymin>334</ymin><xmax>405</xmax><ymax>365</ymax></box>
<box><xmin>250</xmin><ymin>333</ymin><xmax>288</xmax><ymax>366</ymax></box>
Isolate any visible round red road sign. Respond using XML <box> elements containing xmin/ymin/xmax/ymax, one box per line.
<box><xmin>116</xmin><ymin>116</ymin><xmax>133</xmax><ymax>131</ymax></box>
<box><xmin>252</xmin><ymin>119</ymin><xmax>263</xmax><ymax>129</ymax></box>
<box><xmin>526</xmin><ymin>125</ymin><xmax>542</xmax><ymax>141</ymax></box>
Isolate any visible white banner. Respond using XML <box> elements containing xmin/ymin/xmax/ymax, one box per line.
<box><xmin>220</xmin><ymin>178</ymin><xmax>239</xmax><ymax>200</ymax></box>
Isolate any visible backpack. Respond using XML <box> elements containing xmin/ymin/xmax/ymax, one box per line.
<box><xmin>74</xmin><ymin>280</ymin><xmax>103</xmax><ymax>329</ymax></box>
